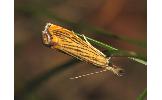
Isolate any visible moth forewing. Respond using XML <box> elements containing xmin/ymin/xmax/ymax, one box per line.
<box><xmin>59</xmin><ymin>34</ymin><xmax>108</xmax><ymax>67</ymax></box>
<box><xmin>42</xmin><ymin>23</ymin><xmax>124</xmax><ymax>77</ymax></box>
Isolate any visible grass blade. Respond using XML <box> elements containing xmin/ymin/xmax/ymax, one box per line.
<box><xmin>137</xmin><ymin>88</ymin><xmax>147</xmax><ymax>100</ymax></box>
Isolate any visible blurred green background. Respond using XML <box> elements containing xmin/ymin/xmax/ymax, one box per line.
<box><xmin>15</xmin><ymin>0</ymin><xmax>147</xmax><ymax>100</ymax></box>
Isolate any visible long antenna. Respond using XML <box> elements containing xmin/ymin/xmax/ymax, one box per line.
<box><xmin>69</xmin><ymin>69</ymin><xmax>108</xmax><ymax>80</ymax></box>
<box><xmin>69</xmin><ymin>64</ymin><xmax>124</xmax><ymax>80</ymax></box>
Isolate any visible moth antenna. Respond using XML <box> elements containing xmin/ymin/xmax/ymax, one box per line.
<box><xmin>69</xmin><ymin>69</ymin><xmax>108</xmax><ymax>80</ymax></box>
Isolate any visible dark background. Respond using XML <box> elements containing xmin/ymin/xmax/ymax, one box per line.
<box><xmin>15</xmin><ymin>0</ymin><xmax>147</xmax><ymax>100</ymax></box>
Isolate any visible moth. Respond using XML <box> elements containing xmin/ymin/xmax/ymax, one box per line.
<box><xmin>42</xmin><ymin>23</ymin><xmax>124</xmax><ymax>79</ymax></box>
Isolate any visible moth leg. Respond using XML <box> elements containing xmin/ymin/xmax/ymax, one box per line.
<box><xmin>82</xmin><ymin>34</ymin><xmax>91</xmax><ymax>45</ymax></box>
<box><xmin>107</xmin><ymin>56</ymin><xmax>111</xmax><ymax>61</ymax></box>
<box><xmin>106</xmin><ymin>62</ymin><xmax>124</xmax><ymax>76</ymax></box>
<box><xmin>106</xmin><ymin>57</ymin><xmax>111</xmax><ymax>65</ymax></box>
<box><xmin>105</xmin><ymin>66</ymin><xmax>124</xmax><ymax>76</ymax></box>
<box><xmin>82</xmin><ymin>34</ymin><xmax>106</xmax><ymax>57</ymax></box>
<box><xmin>107</xmin><ymin>52</ymin><xmax>116</xmax><ymax>63</ymax></box>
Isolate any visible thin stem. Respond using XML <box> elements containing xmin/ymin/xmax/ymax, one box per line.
<box><xmin>76</xmin><ymin>33</ymin><xmax>147</xmax><ymax>65</ymax></box>
<box><xmin>137</xmin><ymin>88</ymin><xmax>147</xmax><ymax>100</ymax></box>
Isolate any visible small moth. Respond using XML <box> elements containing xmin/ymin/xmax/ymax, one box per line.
<box><xmin>42</xmin><ymin>23</ymin><xmax>124</xmax><ymax>79</ymax></box>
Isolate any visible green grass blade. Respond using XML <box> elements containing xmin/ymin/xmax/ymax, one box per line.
<box><xmin>76</xmin><ymin>32</ymin><xmax>147</xmax><ymax>65</ymax></box>
<box><xmin>137</xmin><ymin>88</ymin><xmax>147</xmax><ymax>100</ymax></box>
<box><xmin>128</xmin><ymin>57</ymin><xmax>147</xmax><ymax>66</ymax></box>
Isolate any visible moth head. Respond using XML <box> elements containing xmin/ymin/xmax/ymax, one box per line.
<box><xmin>42</xmin><ymin>23</ymin><xmax>53</xmax><ymax>47</ymax></box>
<box><xmin>42</xmin><ymin>23</ymin><xmax>63</xmax><ymax>48</ymax></box>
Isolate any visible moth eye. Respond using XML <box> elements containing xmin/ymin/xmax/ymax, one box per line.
<box><xmin>46</xmin><ymin>23</ymin><xmax>52</xmax><ymax>28</ymax></box>
<box><xmin>42</xmin><ymin>33</ymin><xmax>51</xmax><ymax>46</ymax></box>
